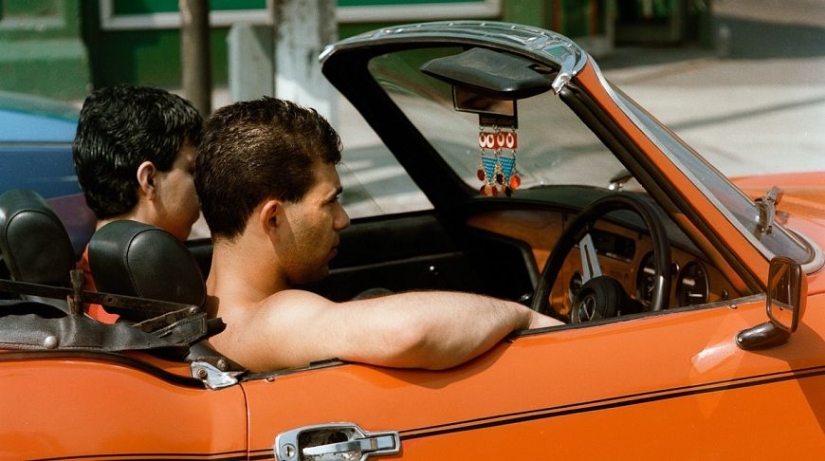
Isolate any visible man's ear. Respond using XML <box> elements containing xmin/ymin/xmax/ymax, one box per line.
<box><xmin>136</xmin><ymin>161</ymin><xmax>157</xmax><ymax>198</ymax></box>
<box><xmin>258</xmin><ymin>199</ymin><xmax>282</xmax><ymax>236</ymax></box>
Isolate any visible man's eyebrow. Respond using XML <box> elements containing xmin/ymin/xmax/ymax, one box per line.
<box><xmin>325</xmin><ymin>185</ymin><xmax>343</xmax><ymax>201</ymax></box>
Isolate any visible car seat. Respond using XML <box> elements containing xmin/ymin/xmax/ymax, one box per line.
<box><xmin>0</xmin><ymin>189</ymin><xmax>76</xmax><ymax>311</ymax></box>
<box><xmin>88</xmin><ymin>220</ymin><xmax>206</xmax><ymax>322</ymax></box>
<box><xmin>88</xmin><ymin>220</ymin><xmax>239</xmax><ymax>369</ymax></box>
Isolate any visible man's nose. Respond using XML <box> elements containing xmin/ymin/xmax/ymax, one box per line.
<box><xmin>334</xmin><ymin>205</ymin><xmax>350</xmax><ymax>231</ymax></box>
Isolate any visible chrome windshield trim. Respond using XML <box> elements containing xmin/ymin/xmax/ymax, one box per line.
<box><xmin>321</xmin><ymin>21</ymin><xmax>587</xmax><ymax>93</ymax></box>
<box><xmin>791</xmin><ymin>229</ymin><xmax>825</xmax><ymax>274</ymax></box>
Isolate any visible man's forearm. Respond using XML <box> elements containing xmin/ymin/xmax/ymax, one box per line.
<box><xmin>366</xmin><ymin>291</ymin><xmax>543</xmax><ymax>369</ymax></box>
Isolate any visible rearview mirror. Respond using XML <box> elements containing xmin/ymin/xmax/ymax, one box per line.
<box><xmin>421</xmin><ymin>47</ymin><xmax>554</xmax><ymax>129</ymax></box>
<box><xmin>453</xmin><ymin>87</ymin><xmax>515</xmax><ymax>117</ymax></box>
<box><xmin>453</xmin><ymin>87</ymin><xmax>518</xmax><ymax>128</ymax></box>
<box><xmin>767</xmin><ymin>256</ymin><xmax>806</xmax><ymax>333</ymax></box>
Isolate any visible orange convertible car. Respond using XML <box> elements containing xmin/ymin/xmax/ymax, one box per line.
<box><xmin>2</xmin><ymin>21</ymin><xmax>824</xmax><ymax>460</ymax></box>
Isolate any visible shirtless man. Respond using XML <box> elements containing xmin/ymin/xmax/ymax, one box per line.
<box><xmin>196</xmin><ymin>97</ymin><xmax>561</xmax><ymax>372</ymax></box>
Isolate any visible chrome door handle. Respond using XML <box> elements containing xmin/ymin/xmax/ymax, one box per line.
<box><xmin>303</xmin><ymin>433</ymin><xmax>398</xmax><ymax>457</ymax></box>
<box><xmin>275</xmin><ymin>422</ymin><xmax>400</xmax><ymax>461</ymax></box>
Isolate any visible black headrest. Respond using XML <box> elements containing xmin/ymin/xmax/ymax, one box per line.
<box><xmin>89</xmin><ymin>220</ymin><xmax>206</xmax><ymax>321</ymax></box>
<box><xmin>0</xmin><ymin>189</ymin><xmax>75</xmax><ymax>286</ymax></box>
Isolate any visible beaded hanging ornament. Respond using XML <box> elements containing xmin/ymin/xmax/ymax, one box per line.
<box><xmin>477</xmin><ymin>126</ymin><xmax>521</xmax><ymax>197</ymax></box>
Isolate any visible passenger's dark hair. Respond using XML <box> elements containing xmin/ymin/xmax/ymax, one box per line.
<box><xmin>196</xmin><ymin>97</ymin><xmax>342</xmax><ymax>240</ymax></box>
<box><xmin>72</xmin><ymin>85</ymin><xmax>203</xmax><ymax>219</ymax></box>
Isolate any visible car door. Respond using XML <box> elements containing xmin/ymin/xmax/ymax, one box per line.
<box><xmin>239</xmin><ymin>287</ymin><xmax>825</xmax><ymax>460</ymax></box>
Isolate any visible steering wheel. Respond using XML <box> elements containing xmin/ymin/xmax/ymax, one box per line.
<box><xmin>531</xmin><ymin>193</ymin><xmax>671</xmax><ymax>322</ymax></box>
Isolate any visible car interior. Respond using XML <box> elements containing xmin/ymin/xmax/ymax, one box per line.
<box><xmin>308</xmin><ymin>44</ymin><xmax>748</xmax><ymax>324</ymax></box>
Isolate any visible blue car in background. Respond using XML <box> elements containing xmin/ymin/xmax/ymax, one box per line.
<box><xmin>0</xmin><ymin>91</ymin><xmax>81</xmax><ymax>198</ymax></box>
<box><xmin>0</xmin><ymin>91</ymin><xmax>94</xmax><ymax>255</ymax></box>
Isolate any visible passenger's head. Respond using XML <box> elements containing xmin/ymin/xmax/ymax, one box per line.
<box><xmin>73</xmin><ymin>85</ymin><xmax>202</xmax><ymax>240</ymax></box>
<box><xmin>196</xmin><ymin>97</ymin><xmax>344</xmax><ymax>242</ymax></box>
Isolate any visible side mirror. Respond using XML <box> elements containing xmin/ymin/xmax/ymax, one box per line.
<box><xmin>767</xmin><ymin>256</ymin><xmax>806</xmax><ymax>332</ymax></box>
<box><xmin>736</xmin><ymin>256</ymin><xmax>807</xmax><ymax>350</ymax></box>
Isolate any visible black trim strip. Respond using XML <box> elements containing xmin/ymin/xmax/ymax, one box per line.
<box><xmin>249</xmin><ymin>449</ymin><xmax>276</xmax><ymax>460</ymax></box>
<box><xmin>398</xmin><ymin>364</ymin><xmax>825</xmax><ymax>440</ymax></box>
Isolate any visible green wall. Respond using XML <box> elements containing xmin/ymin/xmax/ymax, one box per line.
<box><xmin>0</xmin><ymin>0</ymin><xmax>90</xmax><ymax>99</ymax></box>
<box><xmin>0</xmin><ymin>1</ymin><xmax>710</xmax><ymax>100</ymax></box>
<box><xmin>84</xmin><ymin>0</ymin><xmax>542</xmax><ymax>91</ymax></box>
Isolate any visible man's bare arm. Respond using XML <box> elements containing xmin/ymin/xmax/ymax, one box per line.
<box><xmin>239</xmin><ymin>289</ymin><xmax>562</xmax><ymax>371</ymax></box>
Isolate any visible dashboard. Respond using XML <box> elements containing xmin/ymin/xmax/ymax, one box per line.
<box><xmin>466</xmin><ymin>207</ymin><xmax>741</xmax><ymax>319</ymax></box>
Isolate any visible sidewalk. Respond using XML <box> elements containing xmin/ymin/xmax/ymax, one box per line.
<box><xmin>595</xmin><ymin>23</ymin><xmax>825</xmax><ymax>177</ymax></box>
<box><xmin>617</xmin><ymin>0</ymin><xmax>825</xmax><ymax>177</ymax></box>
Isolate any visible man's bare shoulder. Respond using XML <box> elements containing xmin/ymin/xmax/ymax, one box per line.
<box><xmin>262</xmin><ymin>288</ymin><xmax>332</xmax><ymax>309</ymax></box>
<box><xmin>211</xmin><ymin>289</ymin><xmax>341</xmax><ymax>371</ymax></box>
<box><xmin>245</xmin><ymin>289</ymin><xmax>336</xmax><ymax>325</ymax></box>
<box><xmin>212</xmin><ymin>288</ymin><xmax>330</xmax><ymax>328</ymax></box>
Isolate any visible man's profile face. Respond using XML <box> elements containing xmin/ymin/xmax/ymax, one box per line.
<box><xmin>151</xmin><ymin>143</ymin><xmax>201</xmax><ymax>240</ymax></box>
<box><xmin>279</xmin><ymin>161</ymin><xmax>350</xmax><ymax>285</ymax></box>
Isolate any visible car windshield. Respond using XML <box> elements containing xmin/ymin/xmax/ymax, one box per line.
<box><xmin>367</xmin><ymin>47</ymin><xmax>626</xmax><ymax>193</ymax></box>
<box><xmin>364</xmin><ymin>46</ymin><xmax>812</xmax><ymax>264</ymax></box>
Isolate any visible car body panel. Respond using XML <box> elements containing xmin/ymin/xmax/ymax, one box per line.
<box><xmin>0</xmin><ymin>91</ymin><xmax>78</xmax><ymax>143</ymax></box>
<box><xmin>0</xmin><ymin>146</ymin><xmax>81</xmax><ymax>199</ymax></box>
<box><xmin>0</xmin><ymin>352</ymin><xmax>248</xmax><ymax>460</ymax></box>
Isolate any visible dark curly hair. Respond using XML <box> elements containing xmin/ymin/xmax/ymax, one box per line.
<box><xmin>196</xmin><ymin>97</ymin><xmax>342</xmax><ymax>240</ymax></box>
<box><xmin>72</xmin><ymin>85</ymin><xmax>202</xmax><ymax>219</ymax></box>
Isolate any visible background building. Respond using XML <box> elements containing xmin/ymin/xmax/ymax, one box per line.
<box><xmin>0</xmin><ymin>0</ymin><xmax>714</xmax><ymax>102</ymax></box>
